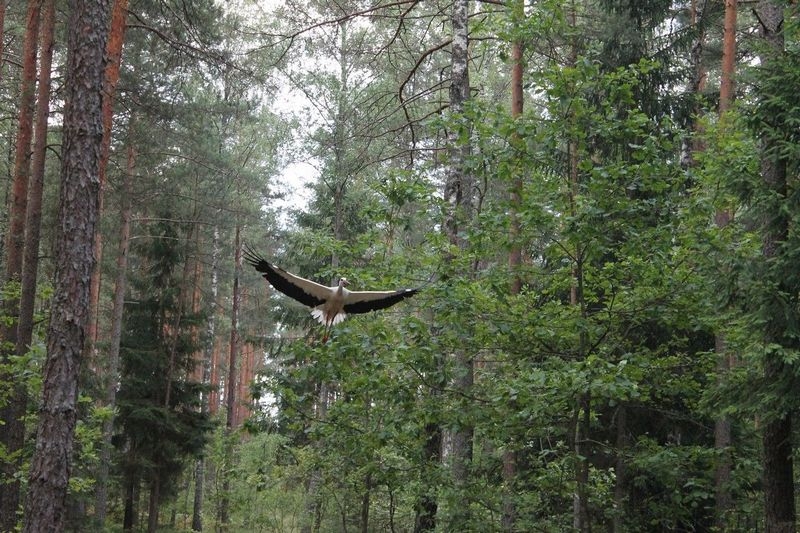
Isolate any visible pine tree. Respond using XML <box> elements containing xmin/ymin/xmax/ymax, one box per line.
<box><xmin>23</xmin><ymin>0</ymin><xmax>109</xmax><ymax>529</ymax></box>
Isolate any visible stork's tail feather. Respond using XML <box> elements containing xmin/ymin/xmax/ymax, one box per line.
<box><xmin>311</xmin><ymin>308</ymin><xmax>347</xmax><ymax>326</ymax></box>
<box><xmin>311</xmin><ymin>309</ymin><xmax>325</xmax><ymax>325</ymax></box>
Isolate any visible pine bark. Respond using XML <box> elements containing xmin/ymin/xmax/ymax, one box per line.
<box><xmin>0</xmin><ymin>2</ymin><xmax>41</xmax><ymax>528</ymax></box>
<box><xmin>719</xmin><ymin>0</ymin><xmax>737</xmax><ymax>114</ymax></box>
<box><xmin>714</xmin><ymin>1</ymin><xmax>737</xmax><ymax>527</ymax></box>
<box><xmin>11</xmin><ymin>2</ymin><xmax>54</xmax><ymax>523</ymax></box>
<box><xmin>3</xmin><ymin>0</ymin><xmax>40</xmax><ymax>283</ymax></box>
<box><xmin>85</xmin><ymin>0</ymin><xmax>129</xmax><ymax>349</ymax></box>
<box><xmin>16</xmin><ymin>0</ymin><xmax>54</xmax><ymax>391</ymax></box>
<box><xmin>23</xmin><ymin>0</ymin><xmax>109</xmax><ymax>530</ymax></box>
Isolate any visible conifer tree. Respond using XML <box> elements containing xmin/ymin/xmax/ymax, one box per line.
<box><xmin>23</xmin><ymin>0</ymin><xmax>109</xmax><ymax>530</ymax></box>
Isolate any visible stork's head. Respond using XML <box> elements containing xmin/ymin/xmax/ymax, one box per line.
<box><xmin>338</xmin><ymin>277</ymin><xmax>350</xmax><ymax>288</ymax></box>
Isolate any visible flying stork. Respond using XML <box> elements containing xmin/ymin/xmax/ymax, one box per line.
<box><xmin>244</xmin><ymin>246</ymin><xmax>419</xmax><ymax>341</ymax></box>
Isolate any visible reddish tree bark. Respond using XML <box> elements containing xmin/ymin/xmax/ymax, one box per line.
<box><xmin>3</xmin><ymin>0</ymin><xmax>40</xmax><ymax>282</ymax></box>
<box><xmin>0</xmin><ymin>2</ymin><xmax>41</xmax><ymax>528</ymax></box>
<box><xmin>16</xmin><ymin>0</ymin><xmax>54</xmax><ymax>383</ymax></box>
<box><xmin>86</xmin><ymin>0</ymin><xmax>130</xmax><ymax>349</ymax></box>
<box><xmin>719</xmin><ymin>0</ymin><xmax>737</xmax><ymax>114</ymax></box>
<box><xmin>23</xmin><ymin>0</ymin><xmax>109</xmax><ymax>530</ymax></box>
<box><xmin>714</xmin><ymin>1</ymin><xmax>737</xmax><ymax>528</ymax></box>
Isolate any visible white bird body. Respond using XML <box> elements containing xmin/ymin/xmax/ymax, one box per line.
<box><xmin>244</xmin><ymin>246</ymin><xmax>418</xmax><ymax>340</ymax></box>
<box><xmin>310</xmin><ymin>283</ymin><xmax>347</xmax><ymax>326</ymax></box>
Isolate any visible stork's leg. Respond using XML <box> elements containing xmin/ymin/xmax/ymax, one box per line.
<box><xmin>322</xmin><ymin>319</ymin><xmax>332</xmax><ymax>343</ymax></box>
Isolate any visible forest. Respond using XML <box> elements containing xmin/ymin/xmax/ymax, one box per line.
<box><xmin>1</xmin><ymin>0</ymin><xmax>799</xmax><ymax>531</ymax></box>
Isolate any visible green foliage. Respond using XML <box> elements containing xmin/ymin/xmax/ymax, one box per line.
<box><xmin>4</xmin><ymin>0</ymin><xmax>799</xmax><ymax>529</ymax></box>
<box><xmin>68</xmin><ymin>398</ymin><xmax>109</xmax><ymax>498</ymax></box>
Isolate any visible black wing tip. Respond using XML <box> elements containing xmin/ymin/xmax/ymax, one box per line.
<box><xmin>397</xmin><ymin>288</ymin><xmax>420</xmax><ymax>299</ymax></box>
<box><xmin>242</xmin><ymin>243</ymin><xmax>273</xmax><ymax>273</ymax></box>
<box><xmin>342</xmin><ymin>287</ymin><xmax>420</xmax><ymax>314</ymax></box>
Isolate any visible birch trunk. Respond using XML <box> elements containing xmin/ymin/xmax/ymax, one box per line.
<box><xmin>446</xmin><ymin>1</ymin><xmax>474</xmax><ymax>529</ymax></box>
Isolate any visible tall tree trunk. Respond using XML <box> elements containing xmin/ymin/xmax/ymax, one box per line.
<box><xmin>503</xmin><ymin>1</ymin><xmax>524</xmax><ymax>529</ymax></box>
<box><xmin>301</xmin><ymin>383</ymin><xmax>329</xmax><ymax>533</ymax></box>
<box><xmin>713</xmin><ymin>1</ymin><xmax>737</xmax><ymax>528</ymax></box>
<box><xmin>612</xmin><ymin>404</ymin><xmax>628</xmax><ymax>533</ymax></box>
<box><xmin>208</xmin><ymin>226</ymin><xmax>222</xmax><ymax>416</ymax></box>
<box><xmin>756</xmin><ymin>2</ymin><xmax>795</xmax><ymax>532</ymax></box>
<box><xmin>191</xmin><ymin>455</ymin><xmax>205</xmax><ymax>531</ymax></box>
<box><xmin>22</xmin><ymin>0</ymin><xmax>109</xmax><ymax>530</ymax></box>
<box><xmin>569</xmin><ymin>148</ymin><xmax>591</xmax><ymax>532</ymax></box>
<box><xmin>566</xmin><ymin>3</ymin><xmax>590</xmax><ymax>529</ymax></box>
<box><xmin>148</xmin><ymin>475</ymin><xmax>161</xmax><ymax>533</ymax></box>
<box><xmin>0</xmin><ymin>1</ymin><xmax>7</xmax><ymax>85</ymax></box>
<box><xmin>13</xmin><ymin>1</ymin><xmax>54</xmax><ymax>525</ymax></box>
<box><xmin>763</xmin><ymin>406</ymin><xmax>794</xmax><ymax>533</ymax></box>
<box><xmin>226</xmin><ymin>225</ymin><xmax>242</xmax><ymax>429</ymax></box>
<box><xmin>446</xmin><ymin>0</ymin><xmax>474</xmax><ymax>529</ymax></box>
<box><xmin>191</xmin><ymin>220</ymin><xmax>208</xmax><ymax>532</ymax></box>
<box><xmin>16</xmin><ymin>0</ymin><xmax>53</xmax><ymax>365</ymax></box>
<box><xmin>686</xmin><ymin>0</ymin><xmax>708</xmax><ymax>163</ymax></box>
<box><xmin>719</xmin><ymin>0</ymin><xmax>737</xmax><ymax>114</ymax></box>
<box><xmin>85</xmin><ymin>0</ymin><xmax>129</xmax><ymax>351</ymax></box>
<box><xmin>3</xmin><ymin>0</ymin><xmax>39</xmax><ymax>282</ymax></box>
<box><xmin>360</xmin><ymin>472</ymin><xmax>372</xmax><ymax>533</ymax></box>
<box><xmin>413</xmin><ymin>418</ymin><xmax>441</xmax><ymax>532</ymax></box>
<box><xmin>210</xmin><ymin>338</ymin><xmax>222</xmax><ymax>414</ymax></box>
<box><xmin>219</xmin><ymin>223</ymin><xmax>242</xmax><ymax>527</ymax></box>
<box><xmin>95</xmin><ymin>113</ymin><xmax>135</xmax><ymax>527</ymax></box>
<box><xmin>123</xmin><ymin>474</ymin><xmax>139</xmax><ymax>532</ymax></box>
<box><xmin>572</xmin><ymin>391</ymin><xmax>591</xmax><ymax>532</ymax></box>
<box><xmin>0</xmin><ymin>3</ymin><xmax>41</xmax><ymax>527</ymax></box>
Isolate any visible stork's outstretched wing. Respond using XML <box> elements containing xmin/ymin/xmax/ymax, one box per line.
<box><xmin>343</xmin><ymin>289</ymin><xmax>419</xmax><ymax>314</ymax></box>
<box><xmin>245</xmin><ymin>244</ymin><xmax>420</xmax><ymax>341</ymax></box>
<box><xmin>243</xmin><ymin>246</ymin><xmax>329</xmax><ymax>308</ymax></box>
